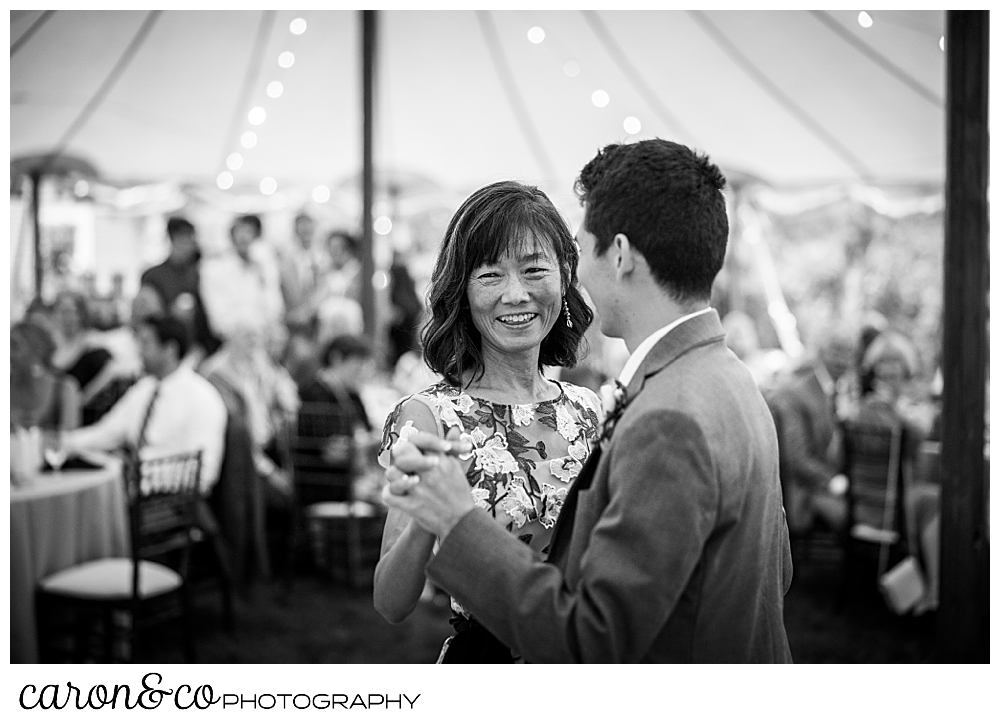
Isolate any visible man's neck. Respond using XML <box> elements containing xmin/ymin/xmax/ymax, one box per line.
<box><xmin>621</xmin><ymin>293</ymin><xmax>708</xmax><ymax>353</ymax></box>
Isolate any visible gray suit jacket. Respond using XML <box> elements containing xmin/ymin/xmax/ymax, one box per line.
<box><xmin>427</xmin><ymin>310</ymin><xmax>793</xmax><ymax>662</ymax></box>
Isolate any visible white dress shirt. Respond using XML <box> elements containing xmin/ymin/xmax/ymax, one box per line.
<box><xmin>199</xmin><ymin>244</ymin><xmax>284</xmax><ymax>342</ymax></box>
<box><xmin>618</xmin><ymin>308</ymin><xmax>714</xmax><ymax>387</ymax></box>
<box><xmin>66</xmin><ymin>363</ymin><xmax>228</xmax><ymax>493</ymax></box>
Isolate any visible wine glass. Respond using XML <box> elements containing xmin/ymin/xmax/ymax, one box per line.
<box><xmin>43</xmin><ymin>430</ymin><xmax>68</xmax><ymax>472</ymax></box>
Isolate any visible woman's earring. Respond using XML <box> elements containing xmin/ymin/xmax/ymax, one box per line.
<box><xmin>563</xmin><ymin>296</ymin><xmax>573</xmax><ymax>328</ymax></box>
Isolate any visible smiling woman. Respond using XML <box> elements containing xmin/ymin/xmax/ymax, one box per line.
<box><xmin>372</xmin><ymin>180</ymin><xmax>600</xmax><ymax>663</ymax></box>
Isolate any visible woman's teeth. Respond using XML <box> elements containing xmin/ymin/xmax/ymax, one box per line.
<box><xmin>498</xmin><ymin>313</ymin><xmax>536</xmax><ymax>324</ymax></box>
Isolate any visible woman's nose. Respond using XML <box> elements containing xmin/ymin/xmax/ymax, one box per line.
<box><xmin>500</xmin><ymin>275</ymin><xmax>530</xmax><ymax>303</ymax></box>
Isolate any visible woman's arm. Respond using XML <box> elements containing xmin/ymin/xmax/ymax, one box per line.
<box><xmin>372</xmin><ymin>397</ymin><xmax>445</xmax><ymax>623</ymax></box>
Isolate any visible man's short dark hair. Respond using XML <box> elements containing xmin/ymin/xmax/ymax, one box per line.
<box><xmin>574</xmin><ymin>139</ymin><xmax>729</xmax><ymax>303</ymax></box>
<box><xmin>322</xmin><ymin>334</ymin><xmax>373</xmax><ymax>367</ymax></box>
<box><xmin>234</xmin><ymin>214</ymin><xmax>263</xmax><ymax>238</ymax></box>
<box><xmin>135</xmin><ymin>315</ymin><xmax>190</xmax><ymax>360</ymax></box>
<box><xmin>422</xmin><ymin>180</ymin><xmax>593</xmax><ymax>387</ymax></box>
<box><xmin>166</xmin><ymin>216</ymin><xmax>195</xmax><ymax>240</ymax></box>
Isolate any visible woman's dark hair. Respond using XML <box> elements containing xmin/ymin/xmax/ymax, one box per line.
<box><xmin>421</xmin><ymin>180</ymin><xmax>592</xmax><ymax>387</ymax></box>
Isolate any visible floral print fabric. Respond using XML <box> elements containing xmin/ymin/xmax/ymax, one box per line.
<box><xmin>379</xmin><ymin>379</ymin><xmax>602</xmax><ymax>552</ymax></box>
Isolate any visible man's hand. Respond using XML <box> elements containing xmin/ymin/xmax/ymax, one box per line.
<box><xmin>382</xmin><ymin>431</ymin><xmax>474</xmax><ymax>540</ymax></box>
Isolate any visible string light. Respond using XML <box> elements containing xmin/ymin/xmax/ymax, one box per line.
<box><xmin>226</xmin><ymin>153</ymin><xmax>244</xmax><ymax>170</ymax></box>
<box><xmin>289</xmin><ymin>18</ymin><xmax>307</xmax><ymax>35</ymax></box>
<box><xmin>278</xmin><ymin>51</ymin><xmax>295</xmax><ymax>68</ymax></box>
<box><xmin>591</xmin><ymin>89</ymin><xmax>610</xmax><ymax>108</ymax></box>
<box><xmin>74</xmin><ymin>180</ymin><xmax>89</xmax><ymax>197</ymax></box>
<box><xmin>939</xmin><ymin>36</ymin><xmax>945</xmax><ymax>51</ymax></box>
<box><xmin>374</xmin><ymin>216</ymin><xmax>392</xmax><ymax>235</ymax></box>
<box><xmin>260</xmin><ymin>177</ymin><xmax>277</xmax><ymax>195</ymax></box>
<box><xmin>527</xmin><ymin>26</ymin><xmax>545</xmax><ymax>44</ymax></box>
<box><xmin>312</xmin><ymin>185</ymin><xmax>331</xmax><ymax>203</ymax></box>
<box><xmin>373</xmin><ymin>271</ymin><xmax>390</xmax><ymax>290</ymax></box>
<box><xmin>563</xmin><ymin>61</ymin><xmax>580</xmax><ymax>77</ymax></box>
<box><xmin>241</xmin><ymin>131</ymin><xmax>257</xmax><ymax>148</ymax></box>
<box><xmin>217</xmin><ymin>172</ymin><xmax>234</xmax><ymax>190</ymax></box>
<box><xmin>248</xmin><ymin>107</ymin><xmax>266</xmax><ymax>125</ymax></box>
<box><xmin>267</xmin><ymin>81</ymin><xmax>284</xmax><ymax>98</ymax></box>
<box><xmin>857</xmin><ymin>11</ymin><xmax>873</xmax><ymax>29</ymax></box>
<box><xmin>623</xmin><ymin>116</ymin><xmax>641</xmax><ymax>134</ymax></box>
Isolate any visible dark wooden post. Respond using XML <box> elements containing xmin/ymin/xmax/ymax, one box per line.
<box><xmin>360</xmin><ymin>10</ymin><xmax>377</xmax><ymax>339</ymax></box>
<box><xmin>30</xmin><ymin>170</ymin><xmax>43</xmax><ymax>299</ymax></box>
<box><xmin>937</xmin><ymin>10</ymin><xmax>989</xmax><ymax>663</ymax></box>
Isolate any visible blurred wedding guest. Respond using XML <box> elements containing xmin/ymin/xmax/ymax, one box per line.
<box><xmin>135</xmin><ymin>216</ymin><xmax>220</xmax><ymax>360</ymax></box>
<box><xmin>387</xmin><ymin>251</ymin><xmax>424</xmax><ymax>368</ymax></box>
<box><xmin>63</xmin><ymin>315</ymin><xmax>227</xmax><ymax>494</ymax></box>
<box><xmin>855</xmin><ymin>311</ymin><xmax>889</xmax><ymax>399</ymax></box>
<box><xmin>200</xmin><ymin>333</ymin><xmax>298</xmax><ymax>503</ymax></box>
<box><xmin>49</xmin><ymin>290</ymin><xmax>116</xmax><ymax>406</ymax></box>
<box><xmin>200</xmin><ymin>214</ymin><xmax>285</xmax><ymax>347</ymax></box>
<box><xmin>314</xmin><ymin>230</ymin><xmax>365</xmax><ymax>346</ymax></box>
<box><xmin>299</xmin><ymin>334</ymin><xmax>374</xmax><ymax>431</ymax></box>
<box><xmin>279</xmin><ymin>211</ymin><xmax>326</xmax><ymax>329</ymax></box>
<box><xmin>852</xmin><ymin>330</ymin><xmax>938</xmax><ymax>613</ymax></box>
<box><xmin>11</xmin><ymin>320</ymin><xmax>82</xmax><ymax>431</ymax></box>
<box><xmin>721</xmin><ymin>310</ymin><xmax>775</xmax><ymax>390</ymax></box>
<box><xmin>769</xmin><ymin>329</ymin><xmax>855</xmax><ymax>535</ymax></box>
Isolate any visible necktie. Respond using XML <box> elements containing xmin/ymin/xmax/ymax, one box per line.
<box><xmin>136</xmin><ymin>381</ymin><xmax>161</xmax><ymax>451</ymax></box>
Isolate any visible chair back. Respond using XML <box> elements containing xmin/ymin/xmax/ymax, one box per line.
<box><xmin>126</xmin><ymin>450</ymin><xmax>203</xmax><ymax>591</ymax></box>
<box><xmin>291</xmin><ymin>401</ymin><xmax>358</xmax><ymax>507</ymax></box>
<box><xmin>842</xmin><ymin>418</ymin><xmax>909</xmax><ymax>552</ymax></box>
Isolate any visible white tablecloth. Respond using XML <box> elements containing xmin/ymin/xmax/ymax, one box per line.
<box><xmin>10</xmin><ymin>459</ymin><xmax>128</xmax><ymax>664</ymax></box>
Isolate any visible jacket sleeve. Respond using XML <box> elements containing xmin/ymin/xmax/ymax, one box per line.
<box><xmin>426</xmin><ymin>408</ymin><xmax>717</xmax><ymax>662</ymax></box>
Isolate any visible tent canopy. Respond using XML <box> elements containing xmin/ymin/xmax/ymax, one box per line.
<box><xmin>11</xmin><ymin>9</ymin><xmax>945</xmax><ymax>213</ymax></box>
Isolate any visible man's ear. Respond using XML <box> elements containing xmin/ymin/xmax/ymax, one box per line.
<box><xmin>613</xmin><ymin>233</ymin><xmax>636</xmax><ymax>280</ymax></box>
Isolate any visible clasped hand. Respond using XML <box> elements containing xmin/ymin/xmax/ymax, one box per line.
<box><xmin>382</xmin><ymin>431</ymin><xmax>475</xmax><ymax>540</ymax></box>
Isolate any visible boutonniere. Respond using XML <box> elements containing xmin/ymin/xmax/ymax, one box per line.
<box><xmin>598</xmin><ymin>380</ymin><xmax>629</xmax><ymax>443</ymax></box>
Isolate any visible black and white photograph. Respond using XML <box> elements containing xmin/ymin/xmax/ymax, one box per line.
<box><xmin>7</xmin><ymin>5</ymin><xmax>989</xmax><ymax>703</ymax></box>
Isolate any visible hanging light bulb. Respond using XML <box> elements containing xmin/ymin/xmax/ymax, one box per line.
<box><xmin>267</xmin><ymin>81</ymin><xmax>284</xmax><ymax>98</ymax></box>
<box><xmin>260</xmin><ymin>177</ymin><xmax>277</xmax><ymax>195</ymax></box>
<box><xmin>241</xmin><ymin>131</ymin><xmax>257</xmax><ymax>148</ymax></box>
<box><xmin>592</xmin><ymin>90</ymin><xmax>610</xmax><ymax>108</ymax></box>
<box><xmin>374</xmin><ymin>216</ymin><xmax>393</xmax><ymax>235</ymax></box>
<box><xmin>939</xmin><ymin>35</ymin><xmax>945</xmax><ymax>51</ymax></box>
<box><xmin>278</xmin><ymin>51</ymin><xmax>295</xmax><ymax>68</ymax></box>
<box><xmin>248</xmin><ymin>107</ymin><xmax>266</xmax><ymax>125</ymax></box>
<box><xmin>312</xmin><ymin>185</ymin><xmax>331</xmax><ymax>203</ymax></box>
<box><xmin>857</xmin><ymin>11</ymin><xmax>873</xmax><ymax>29</ymax></box>
<box><xmin>226</xmin><ymin>153</ymin><xmax>244</xmax><ymax>171</ymax></box>
<box><xmin>217</xmin><ymin>172</ymin><xmax>234</xmax><ymax>190</ymax></box>
<box><xmin>623</xmin><ymin>116</ymin><xmax>641</xmax><ymax>135</ymax></box>
<box><xmin>527</xmin><ymin>26</ymin><xmax>545</xmax><ymax>44</ymax></box>
<box><xmin>290</xmin><ymin>18</ymin><xmax>307</xmax><ymax>35</ymax></box>
<box><xmin>74</xmin><ymin>179</ymin><xmax>90</xmax><ymax>197</ymax></box>
<box><xmin>563</xmin><ymin>60</ymin><xmax>580</xmax><ymax>78</ymax></box>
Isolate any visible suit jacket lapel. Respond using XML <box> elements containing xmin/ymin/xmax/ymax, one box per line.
<box><xmin>544</xmin><ymin>310</ymin><xmax>726</xmax><ymax>565</ymax></box>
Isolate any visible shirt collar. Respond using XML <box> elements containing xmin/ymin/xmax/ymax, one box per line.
<box><xmin>618</xmin><ymin>307</ymin><xmax>714</xmax><ymax>387</ymax></box>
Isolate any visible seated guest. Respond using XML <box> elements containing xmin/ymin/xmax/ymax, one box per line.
<box><xmin>63</xmin><ymin>315</ymin><xmax>227</xmax><ymax>494</ymax></box>
<box><xmin>299</xmin><ymin>334</ymin><xmax>374</xmax><ymax>431</ymax></box>
<box><xmin>11</xmin><ymin>320</ymin><xmax>82</xmax><ymax>431</ymax></box>
<box><xmin>49</xmin><ymin>290</ymin><xmax>118</xmax><ymax>410</ymax></box>
<box><xmin>853</xmin><ymin>330</ymin><xmax>938</xmax><ymax>613</ymax></box>
<box><xmin>769</xmin><ymin>329</ymin><xmax>855</xmax><ymax>535</ymax></box>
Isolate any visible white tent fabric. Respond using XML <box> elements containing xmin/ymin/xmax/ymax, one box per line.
<box><xmin>11</xmin><ymin>9</ymin><xmax>946</xmax><ymax>214</ymax></box>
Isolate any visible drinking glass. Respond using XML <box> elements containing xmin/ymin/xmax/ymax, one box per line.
<box><xmin>43</xmin><ymin>430</ymin><xmax>68</xmax><ymax>472</ymax></box>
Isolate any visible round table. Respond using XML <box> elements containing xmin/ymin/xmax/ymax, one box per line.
<box><xmin>10</xmin><ymin>459</ymin><xmax>128</xmax><ymax>664</ymax></box>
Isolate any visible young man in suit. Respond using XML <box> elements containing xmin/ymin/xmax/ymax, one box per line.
<box><xmin>383</xmin><ymin>139</ymin><xmax>793</xmax><ymax>663</ymax></box>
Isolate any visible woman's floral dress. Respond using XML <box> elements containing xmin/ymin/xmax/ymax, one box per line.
<box><xmin>379</xmin><ymin>379</ymin><xmax>602</xmax><ymax>621</ymax></box>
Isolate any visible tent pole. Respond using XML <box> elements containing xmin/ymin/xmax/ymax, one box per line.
<box><xmin>937</xmin><ymin>10</ymin><xmax>988</xmax><ymax>662</ymax></box>
<box><xmin>360</xmin><ymin>10</ymin><xmax>377</xmax><ymax>342</ymax></box>
<box><xmin>30</xmin><ymin>171</ymin><xmax>42</xmax><ymax>300</ymax></box>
